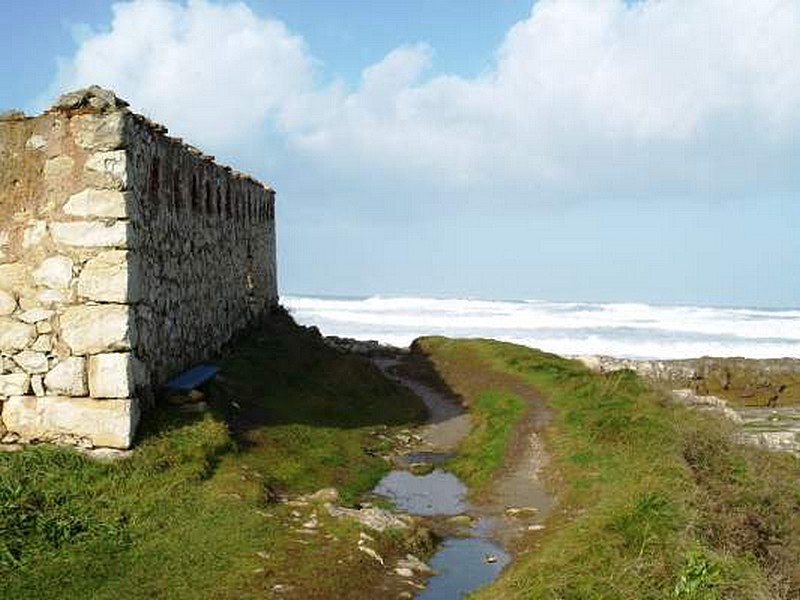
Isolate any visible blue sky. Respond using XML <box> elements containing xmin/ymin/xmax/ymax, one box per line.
<box><xmin>2</xmin><ymin>0</ymin><xmax>799</xmax><ymax>308</ymax></box>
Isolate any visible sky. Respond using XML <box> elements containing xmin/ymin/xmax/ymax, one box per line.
<box><xmin>2</xmin><ymin>0</ymin><xmax>799</xmax><ymax>308</ymax></box>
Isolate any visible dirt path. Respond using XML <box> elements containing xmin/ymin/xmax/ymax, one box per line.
<box><xmin>374</xmin><ymin>351</ymin><xmax>554</xmax><ymax>550</ymax></box>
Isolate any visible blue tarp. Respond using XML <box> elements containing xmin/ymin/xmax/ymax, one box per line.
<box><xmin>165</xmin><ymin>364</ymin><xmax>219</xmax><ymax>391</ymax></box>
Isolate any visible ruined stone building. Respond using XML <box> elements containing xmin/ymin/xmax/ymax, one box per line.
<box><xmin>0</xmin><ymin>87</ymin><xmax>278</xmax><ymax>448</ymax></box>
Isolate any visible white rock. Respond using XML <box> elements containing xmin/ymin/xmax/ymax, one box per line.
<box><xmin>50</xmin><ymin>221</ymin><xmax>128</xmax><ymax>248</ymax></box>
<box><xmin>358</xmin><ymin>546</ymin><xmax>384</xmax><ymax>565</ymax></box>
<box><xmin>78</xmin><ymin>250</ymin><xmax>140</xmax><ymax>303</ymax></box>
<box><xmin>17</xmin><ymin>308</ymin><xmax>54</xmax><ymax>324</ymax></box>
<box><xmin>31</xmin><ymin>335</ymin><xmax>52</xmax><ymax>352</ymax></box>
<box><xmin>37</xmin><ymin>288</ymin><xmax>74</xmax><ymax>306</ymax></box>
<box><xmin>2</xmin><ymin>395</ymin><xmax>140</xmax><ymax>449</ymax></box>
<box><xmin>0</xmin><ymin>373</ymin><xmax>29</xmax><ymax>396</ymax></box>
<box><xmin>0</xmin><ymin>318</ymin><xmax>36</xmax><ymax>352</ymax></box>
<box><xmin>70</xmin><ymin>112</ymin><xmax>125</xmax><ymax>151</ymax></box>
<box><xmin>0</xmin><ymin>263</ymin><xmax>30</xmax><ymax>290</ymax></box>
<box><xmin>13</xmin><ymin>350</ymin><xmax>48</xmax><ymax>374</ymax></box>
<box><xmin>22</xmin><ymin>221</ymin><xmax>48</xmax><ymax>248</ymax></box>
<box><xmin>32</xmin><ymin>255</ymin><xmax>74</xmax><ymax>289</ymax></box>
<box><xmin>63</xmin><ymin>189</ymin><xmax>129</xmax><ymax>219</ymax></box>
<box><xmin>84</xmin><ymin>150</ymin><xmax>127</xmax><ymax>190</ymax></box>
<box><xmin>59</xmin><ymin>304</ymin><xmax>134</xmax><ymax>354</ymax></box>
<box><xmin>25</xmin><ymin>134</ymin><xmax>46</xmax><ymax>150</ymax></box>
<box><xmin>36</xmin><ymin>321</ymin><xmax>53</xmax><ymax>334</ymax></box>
<box><xmin>88</xmin><ymin>353</ymin><xmax>143</xmax><ymax>398</ymax></box>
<box><xmin>0</xmin><ymin>290</ymin><xmax>16</xmax><ymax>316</ymax></box>
<box><xmin>31</xmin><ymin>375</ymin><xmax>45</xmax><ymax>397</ymax></box>
<box><xmin>43</xmin><ymin>155</ymin><xmax>74</xmax><ymax>180</ymax></box>
<box><xmin>45</xmin><ymin>357</ymin><xmax>88</xmax><ymax>396</ymax></box>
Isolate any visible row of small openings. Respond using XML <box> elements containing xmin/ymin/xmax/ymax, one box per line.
<box><xmin>149</xmin><ymin>157</ymin><xmax>273</xmax><ymax>223</ymax></box>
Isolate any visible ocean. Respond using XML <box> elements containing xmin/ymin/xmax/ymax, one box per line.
<box><xmin>283</xmin><ymin>295</ymin><xmax>800</xmax><ymax>360</ymax></box>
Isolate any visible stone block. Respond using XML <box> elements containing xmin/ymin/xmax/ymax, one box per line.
<box><xmin>26</xmin><ymin>134</ymin><xmax>46</xmax><ymax>150</ymax></box>
<box><xmin>59</xmin><ymin>304</ymin><xmax>134</xmax><ymax>354</ymax></box>
<box><xmin>13</xmin><ymin>350</ymin><xmax>48</xmax><ymax>374</ymax></box>
<box><xmin>0</xmin><ymin>373</ymin><xmax>29</xmax><ymax>396</ymax></box>
<box><xmin>88</xmin><ymin>352</ymin><xmax>144</xmax><ymax>398</ymax></box>
<box><xmin>71</xmin><ymin>112</ymin><xmax>126</xmax><ymax>151</ymax></box>
<box><xmin>50</xmin><ymin>221</ymin><xmax>128</xmax><ymax>248</ymax></box>
<box><xmin>22</xmin><ymin>221</ymin><xmax>48</xmax><ymax>248</ymax></box>
<box><xmin>44</xmin><ymin>357</ymin><xmax>87</xmax><ymax>396</ymax></box>
<box><xmin>33</xmin><ymin>255</ymin><xmax>74</xmax><ymax>289</ymax></box>
<box><xmin>31</xmin><ymin>375</ymin><xmax>45</xmax><ymax>397</ymax></box>
<box><xmin>78</xmin><ymin>250</ymin><xmax>140</xmax><ymax>303</ymax></box>
<box><xmin>0</xmin><ymin>290</ymin><xmax>16</xmax><ymax>316</ymax></box>
<box><xmin>84</xmin><ymin>150</ymin><xmax>127</xmax><ymax>190</ymax></box>
<box><xmin>63</xmin><ymin>189</ymin><xmax>130</xmax><ymax>219</ymax></box>
<box><xmin>2</xmin><ymin>395</ymin><xmax>140</xmax><ymax>449</ymax></box>
<box><xmin>31</xmin><ymin>335</ymin><xmax>52</xmax><ymax>352</ymax></box>
<box><xmin>43</xmin><ymin>155</ymin><xmax>74</xmax><ymax>181</ymax></box>
<box><xmin>17</xmin><ymin>308</ymin><xmax>54</xmax><ymax>324</ymax></box>
<box><xmin>37</xmin><ymin>288</ymin><xmax>75</xmax><ymax>307</ymax></box>
<box><xmin>0</xmin><ymin>263</ymin><xmax>31</xmax><ymax>290</ymax></box>
<box><xmin>0</xmin><ymin>318</ymin><xmax>36</xmax><ymax>352</ymax></box>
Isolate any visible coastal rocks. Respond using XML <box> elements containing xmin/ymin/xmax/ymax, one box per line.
<box><xmin>671</xmin><ymin>389</ymin><xmax>743</xmax><ymax>423</ymax></box>
<box><xmin>324</xmin><ymin>336</ymin><xmax>398</xmax><ymax>356</ymax></box>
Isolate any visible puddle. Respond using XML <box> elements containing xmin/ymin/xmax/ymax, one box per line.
<box><xmin>416</xmin><ymin>537</ymin><xmax>510</xmax><ymax>600</ymax></box>
<box><xmin>372</xmin><ymin>354</ymin><xmax>551</xmax><ymax>598</ymax></box>
<box><xmin>374</xmin><ymin>469</ymin><xmax>468</xmax><ymax>516</ymax></box>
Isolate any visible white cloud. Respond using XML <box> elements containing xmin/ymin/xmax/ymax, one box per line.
<box><xmin>56</xmin><ymin>0</ymin><xmax>313</xmax><ymax>148</ymax></box>
<box><xmin>286</xmin><ymin>0</ymin><xmax>800</xmax><ymax>198</ymax></box>
<box><xmin>52</xmin><ymin>0</ymin><xmax>800</xmax><ymax>201</ymax></box>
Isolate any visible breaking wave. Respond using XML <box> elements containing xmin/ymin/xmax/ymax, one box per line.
<box><xmin>283</xmin><ymin>295</ymin><xmax>800</xmax><ymax>359</ymax></box>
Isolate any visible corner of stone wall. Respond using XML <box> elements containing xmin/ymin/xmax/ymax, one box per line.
<box><xmin>0</xmin><ymin>93</ymin><xmax>145</xmax><ymax>449</ymax></box>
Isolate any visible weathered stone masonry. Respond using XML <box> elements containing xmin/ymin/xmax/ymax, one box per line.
<box><xmin>0</xmin><ymin>87</ymin><xmax>277</xmax><ymax>448</ymax></box>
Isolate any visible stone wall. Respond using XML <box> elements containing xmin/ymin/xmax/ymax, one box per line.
<box><xmin>0</xmin><ymin>87</ymin><xmax>277</xmax><ymax>448</ymax></box>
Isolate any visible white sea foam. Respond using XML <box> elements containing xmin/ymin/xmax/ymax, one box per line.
<box><xmin>283</xmin><ymin>295</ymin><xmax>800</xmax><ymax>360</ymax></box>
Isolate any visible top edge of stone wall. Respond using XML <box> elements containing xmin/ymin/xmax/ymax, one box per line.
<box><xmin>37</xmin><ymin>85</ymin><xmax>274</xmax><ymax>194</ymax></box>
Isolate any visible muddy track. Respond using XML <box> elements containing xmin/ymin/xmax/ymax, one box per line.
<box><xmin>378</xmin><ymin>347</ymin><xmax>554</xmax><ymax>552</ymax></box>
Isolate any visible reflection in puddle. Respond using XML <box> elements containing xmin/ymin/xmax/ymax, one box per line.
<box><xmin>416</xmin><ymin>537</ymin><xmax>510</xmax><ymax>600</ymax></box>
<box><xmin>374</xmin><ymin>469</ymin><xmax>468</xmax><ymax>516</ymax></box>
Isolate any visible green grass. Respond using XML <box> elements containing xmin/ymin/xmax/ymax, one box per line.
<box><xmin>0</xmin><ymin>312</ymin><xmax>427</xmax><ymax>599</ymax></box>
<box><xmin>413</xmin><ymin>337</ymin><xmax>800</xmax><ymax>600</ymax></box>
<box><xmin>448</xmin><ymin>390</ymin><xmax>525</xmax><ymax>488</ymax></box>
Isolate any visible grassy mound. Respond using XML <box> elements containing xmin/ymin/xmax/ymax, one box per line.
<box><xmin>0</xmin><ymin>313</ymin><xmax>426</xmax><ymax>599</ymax></box>
<box><xmin>414</xmin><ymin>337</ymin><xmax>800</xmax><ymax>599</ymax></box>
